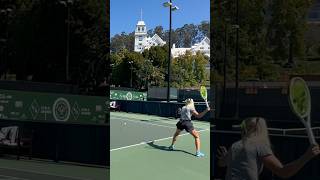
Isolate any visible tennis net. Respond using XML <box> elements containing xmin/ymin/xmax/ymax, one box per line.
<box><xmin>213</xmin><ymin>125</ymin><xmax>320</xmax><ymax>138</ymax></box>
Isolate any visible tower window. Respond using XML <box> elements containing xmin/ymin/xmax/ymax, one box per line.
<box><xmin>139</xmin><ymin>36</ymin><xmax>143</xmax><ymax>41</ymax></box>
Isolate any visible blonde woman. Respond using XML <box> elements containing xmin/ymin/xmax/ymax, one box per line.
<box><xmin>217</xmin><ymin>117</ymin><xmax>320</xmax><ymax>180</ymax></box>
<box><xmin>169</xmin><ymin>98</ymin><xmax>210</xmax><ymax>157</ymax></box>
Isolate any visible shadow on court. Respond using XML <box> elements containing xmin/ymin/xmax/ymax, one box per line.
<box><xmin>146</xmin><ymin>141</ymin><xmax>196</xmax><ymax>157</ymax></box>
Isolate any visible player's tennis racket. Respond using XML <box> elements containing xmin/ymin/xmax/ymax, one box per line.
<box><xmin>288</xmin><ymin>77</ymin><xmax>317</xmax><ymax>145</ymax></box>
<box><xmin>200</xmin><ymin>86</ymin><xmax>209</xmax><ymax>108</ymax></box>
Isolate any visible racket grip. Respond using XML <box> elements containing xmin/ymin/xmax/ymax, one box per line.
<box><xmin>306</xmin><ymin>123</ymin><xmax>317</xmax><ymax>145</ymax></box>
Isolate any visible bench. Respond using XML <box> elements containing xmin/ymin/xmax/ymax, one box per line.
<box><xmin>0</xmin><ymin>126</ymin><xmax>33</xmax><ymax>160</ymax></box>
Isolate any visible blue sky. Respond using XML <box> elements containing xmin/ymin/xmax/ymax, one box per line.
<box><xmin>110</xmin><ymin>0</ymin><xmax>210</xmax><ymax>37</ymax></box>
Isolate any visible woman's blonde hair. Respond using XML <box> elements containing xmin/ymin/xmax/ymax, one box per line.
<box><xmin>240</xmin><ymin>117</ymin><xmax>271</xmax><ymax>147</ymax></box>
<box><xmin>185</xmin><ymin>98</ymin><xmax>195</xmax><ymax>109</ymax></box>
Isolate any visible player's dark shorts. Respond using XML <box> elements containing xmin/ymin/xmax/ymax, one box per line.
<box><xmin>176</xmin><ymin>120</ymin><xmax>194</xmax><ymax>133</ymax></box>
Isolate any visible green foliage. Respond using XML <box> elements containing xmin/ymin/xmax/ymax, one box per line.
<box><xmin>268</xmin><ymin>0</ymin><xmax>311</xmax><ymax>63</ymax></box>
<box><xmin>3</xmin><ymin>0</ymin><xmax>108</xmax><ymax>88</ymax></box>
<box><xmin>171</xmin><ymin>51</ymin><xmax>208</xmax><ymax>88</ymax></box>
<box><xmin>110</xmin><ymin>32</ymin><xmax>135</xmax><ymax>52</ymax></box>
<box><xmin>212</xmin><ymin>0</ymin><xmax>314</xmax><ymax>82</ymax></box>
<box><xmin>256</xmin><ymin>63</ymin><xmax>281</xmax><ymax>81</ymax></box>
<box><xmin>111</xmin><ymin>47</ymin><xmax>209</xmax><ymax>89</ymax></box>
<box><xmin>142</xmin><ymin>46</ymin><xmax>168</xmax><ymax>68</ymax></box>
<box><xmin>109</xmin><ymin>21</ymin><xmax>210</xmax><ymax>89</ymax></box>
<box><xmin>193</xmin><ymin>51</ymin><xmax>209</xmax><ymax>83</ymax></box>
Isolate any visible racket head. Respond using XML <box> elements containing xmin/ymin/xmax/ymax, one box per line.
<box><xmin>288</xmin><ymin>77</ymin><xmax>311</xmax><ymax>120</ymax></box>
<box><xmin>200</xmin><ymin>86</ymin><xmax>208</xmax><ymax>100</ymax></box>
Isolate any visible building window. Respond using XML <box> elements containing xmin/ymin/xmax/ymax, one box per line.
<box><xmin>139</xmin><ymin>43</ymin><xmax>142</xmax><ymax>46</ymax></box>
<box><xmin>139</xmin><ymin>36</ymin><xmax>143</xmax><ymax>41</ymax></box>
<box><xmin>200</xmin><ymin>47</ymin><xmax>204</xmax><ymax>50</ymax></box>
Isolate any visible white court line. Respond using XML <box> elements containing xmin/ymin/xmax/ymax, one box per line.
<box><xmin>110</xmin><ymin>129</ymin><xmax>209</xmax><ymax>152</ymax></box>
<box><xmin>0</xmin><ymin>167</ymin><xmax>91</xmax><ymax>180</ymax></box>
<box><xmin>112</xmin><ymin>117</ymin><xmax>177</xmax><ymax>129</ymax></box>
<box><xmin>0</xmin><ymin>175</ymin><xmax>28</xmax><ymax>180</ymax></box>
<box><xmin>111</xmin><ymin>114</ymin><xmax>211</xmax><ymax>130</ymax></box>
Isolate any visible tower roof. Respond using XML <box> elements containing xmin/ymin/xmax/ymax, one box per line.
<box><xmin>137</xmin><ymin>20</ymin><xmax>145</xmax><ymax>26</ymax></box>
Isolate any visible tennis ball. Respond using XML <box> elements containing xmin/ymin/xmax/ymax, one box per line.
<box><xmin>124</xmin><ymin>122</ymin><xmax>127</xmax><ymax>126</ymax></box>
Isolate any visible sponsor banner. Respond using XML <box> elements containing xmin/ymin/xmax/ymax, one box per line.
<box><xmin>0</xmin><ymin>89</ymin><xmax>106</xmax><ymax>124</ymax></box>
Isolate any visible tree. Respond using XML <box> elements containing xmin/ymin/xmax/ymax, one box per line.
<box><xmin>5</xmin><ymin>0</ymin><xmax>108</xmax><ymax>92</ymax></box>
<box><xmin>212</xmin><ymin>0</ymin><xmax>313</xmax><ymax>81</ymax></box>
<box><xmin>197</xmin><ymin>21</ymin><xmax>210</xmax><ymax>43</ymax></box>
<box><xmin>268</xmin><ymin>0</ymin><xmax>312</xmax><ymax>64</ymax></box>
<box><xmin>153</xmin><ymin>26</ymin><xmax>164</xmax><ymax>39</ymax></box>
<box><xmin>193</xmin><ymin>51</ymin><xmax>209</xmax><ymax>84</ymax></box>
<box><xmin>142</xmin><ymin>45</ymin><xmax>168</xmax><ymax>68</ymax></box>
<box><xmin>171</xmin><ymin>51</ymin><xmax>208</xmax><ymax>88</ymax></box>
<box><xmin>142</xmin><ymin>46</ymin><xmax>167</xmax><ymax>87</ymax></box>
<box><xmin>110</xmin><ymin>32</ymin><xmax>134</xmax><ymax>52</ymax></box>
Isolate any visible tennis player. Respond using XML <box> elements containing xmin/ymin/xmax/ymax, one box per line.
<box><xmin>168</xmin><ymin>98</ymin><xmax>210</xmax><ymax>157</ymax></box>
<box><xmin>217</xmin><ymin>117</ymin><xmax>320</xmax><ymax>179</ymax></box>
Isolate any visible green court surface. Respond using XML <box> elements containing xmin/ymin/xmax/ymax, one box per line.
<box><xmin>0</xmin><ymin>159</ymin><xmax>107</xmax><ymax>180</ymax></box>
<box><xmin>110</xmin><ymin>112</ymin><xmax>210</xmax><ymax>180</ymax></box>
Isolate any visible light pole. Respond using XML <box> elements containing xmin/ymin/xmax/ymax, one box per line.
<box><xmin>223</xmin><ymin>23</ymin><xmax>227</xmax><ymax>100</ymax></box>
<box><xmin>163</xmin><ymin>1</ymin><xmax>179</xmax><ymax>102</ymax></box>
<box><xmin>146</xmin><ymin>59</ymin><xmax>153</xmax><ymax>90</ymax></box>
<box><xmin>0</xmin><ymin>8</ymin><xmax>12</xmax><ymax>80</ymax></box>
<box><xmin>284</xmin><ymin>31</ymin><xmax>294</xmax><ymax>68</ymax></box>
<box><xmin>59</xmin><ymin>0</ymin><xmax>73</xmax><ymax>82</ymax></box>
<box><xmin>129</xmin><ymin>61</ymin><xmax>133</xmax><ymax>88</ymax></box>
<box><xmin>110</xmin><ymin>63</ymin><xmax>114</xmax><ymax>86</ymax></box>
<box><xmin>235</xmin><ymin>0</ymin><xmax>240</xmax><ymax>118</ymax></box>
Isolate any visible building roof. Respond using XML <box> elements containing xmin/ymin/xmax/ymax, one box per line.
<box><xmin>151</xmin><ymin>34</ymin><xmax>166</xmax><ymax>45</ymax></box>
<box><xmin>137</xmin><ymin>21</ymin><xmax>145</xmax><ymax>26</ymax></box>
<box><xmin>171</xmin><ymin>37</ymin><xmax>210</xmax><ymax>58</ymax></box>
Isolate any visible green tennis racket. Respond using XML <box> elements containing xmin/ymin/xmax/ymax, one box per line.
<box><xmin>200</xmin><ymin>86</ymin><xmax>209</xmax><ymax>108</ymax></box>
<box><xmin>288</xmin><ymin>77</ymin><xmax>316</xmax><ymax>145</ymax></box>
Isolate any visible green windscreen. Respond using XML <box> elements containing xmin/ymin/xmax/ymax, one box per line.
<box><xmin>110</xmin><ymin>90</ymin><xmax>147</xmax><ymax>101</ymax></box>
<box><xmin>0</xmin><ymin>89</ymin><xmax>106</xmax><ymax>124</ymax></box>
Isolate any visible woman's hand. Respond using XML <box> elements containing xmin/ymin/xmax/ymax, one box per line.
<box><xmin>217</xmin><ymin>146</ymin><xmax>228</xmax><ymax>167</ymax></box>
<box><xmin>305</xmin><ymin>144</ymin><xmax>320</xmax><ymax>160</ymax></box>
<box><xmin>217</xmin><ymin>146</ymin><xmax>228</xmax><ymax>159</ymax></box>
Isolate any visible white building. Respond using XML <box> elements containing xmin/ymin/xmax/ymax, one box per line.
<box><xmin>171</xmin><ymin>37</ymin><xmax>211</xmax><ymax>73</ymax></box>
<box><xmin>171</xmin><ymin>37</ymin><xmax>210</xmax><ymax>58</ymax></box>
<box><xmin>133</xmin><ymin>14</ymin><xmax>210</xmax><ymax>61</ymax></box>
<box><xmin>134</xmin><ymin>19</ymin><xmax>166</xmax><ymax>53</ymax></box>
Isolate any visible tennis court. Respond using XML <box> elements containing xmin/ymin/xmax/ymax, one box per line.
<box><xmin>110</xmin><ymin>112</ymin><xmax>210</xmax><ymax>180</ymax></box>
<box><xmin>0</xmin><ymin>158</ymin><xmax>107</xmax><ymax>180</ymax></box>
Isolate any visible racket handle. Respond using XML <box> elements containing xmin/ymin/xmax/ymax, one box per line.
<box><xmin>305</xmin><ymin>122</ymin><xmax>317</xmax><ymax>145</ymax></box>
<box><xmin>205</xmin><ymin>100</ymin><xmax>209</xmax><ymax>109</ymax></box>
